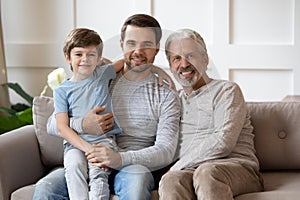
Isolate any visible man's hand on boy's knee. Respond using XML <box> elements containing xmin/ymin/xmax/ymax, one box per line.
<box><xmin>82</xmin><ymin>106</ymin><xmax>114</xmax><ymax>135</ymax></box>
<box><xmin>86</xmin><ymin>144</ymin><xmax>122</xmax><ymax>170</ymax></box>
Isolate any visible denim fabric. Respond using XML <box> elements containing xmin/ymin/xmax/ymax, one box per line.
<box><xmin>32</xmin><ymin>165</ymin><xmax>155</xmax><ymax>200</ymax></box>
<box><xmin>32</xmin><ymin>168</ymin><xmax>69</xmax><ymax>200</ymax></box>
<box><xmin>114</xmin><ymin>165</ymin><xmax>155</xmax><ymax>200</ymax></box>
<box><xmin>64</xmin><ymin>147</ymin><xmax>88</xmax><ymax>200</ymax></box>
<box><xmin>64</xmin><ymin>145</ymin><xmax>110</xmax><ymax>200</ymax></box>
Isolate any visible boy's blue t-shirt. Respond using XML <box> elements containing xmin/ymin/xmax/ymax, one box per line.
<box><xmin>54</xmin><ymin>64</ymin><xmax>121</xmax><ymax>143</ymax></box>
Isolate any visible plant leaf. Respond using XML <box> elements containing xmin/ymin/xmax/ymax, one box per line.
<box><xmin>0</xmin><ymin>106</ymin><xmax>16</xmax><ymax>115</ymax></box>
<box><xmin>16</xmin><ymin>107</ymin><xmax>33</xmax><ymax>124</ymax></box>
<box><xmin>11</xmin><ymin>103</ymin><xmax>30</xmax><ymax>112</ymax></box>
<box><xmin>5</xmin><ymin>82</ymin><xmax>34</xmax><ymax>106</ymax></box>
<box><xmin>0</xmin><ymin>115</ymin><xmax>27</xmax><ymax>134</ymax></box>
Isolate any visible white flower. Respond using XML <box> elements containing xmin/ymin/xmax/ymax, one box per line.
<box><xmin>40</xmin><ymin>68</ymin><xmax>67</xmax><ymax>96</ymax></box>
<box><xmin>47</xmin><ymin>68</ymin><xmax>67</xmax><ymax>90</ymax></box>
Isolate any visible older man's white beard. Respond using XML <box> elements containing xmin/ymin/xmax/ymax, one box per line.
<box><xmin>175</xmin><ymin>73</ymin><xmax>199</xmax><ymax>87</ymax></box>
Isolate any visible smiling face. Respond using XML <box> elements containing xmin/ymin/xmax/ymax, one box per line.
<box><xmin>168</xmin><ymin>38</ymin><xmax>209</xmax><ymax>91</ymax></box>
<box><xmin>65</xmin><ymin>45</ymin><xmax>100</xmax><ymax>81</ymax></box>
<box><xmin>120</xmin><ymin>25</ymin><xmax>159</xmax><ymax>73</ymax></box>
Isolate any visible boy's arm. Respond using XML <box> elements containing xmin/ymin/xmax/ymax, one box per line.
<box><xmin>113</xmin><ymin>59</ymin><xmax>125</xmax><ymax>73</ymax></box>
<box><xmin>98</xmin><ymin>57</ymin><xmax>112</xmax><ymax>66</ymax></box>
<box><xmin>56</xmin><ymin>112</ymin><xmax>92</xmax><ymax>153</ymax></box>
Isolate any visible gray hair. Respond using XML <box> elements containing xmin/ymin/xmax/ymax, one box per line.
<box><xmin>165</xmin><ymin>29</ymin><xmax>207</xmax><ymax>62</ymax></box>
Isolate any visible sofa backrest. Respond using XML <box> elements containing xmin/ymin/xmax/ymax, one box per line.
<box><xmin>247</xmin><ymin>102</ymin><xmax>300</xmax><ymax>171</ymax></box>
<box><xmin>32</xmin><ymin>96</ymin><xmax>300</xmax><ymax>171</ymax></box>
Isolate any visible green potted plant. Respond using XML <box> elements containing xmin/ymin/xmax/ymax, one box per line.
<box><xmin>0</xmin><ymin>82</ymin><xmax>33</xmax><ymax>134</ymax></box>
<box><xmin>0</xmin><ymin>67</ymin><xmax>66</xmax><ymax>134</ymax></box>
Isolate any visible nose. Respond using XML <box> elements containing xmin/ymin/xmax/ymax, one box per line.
<box><xmin>132</xmin><ymin>44</ymin><xmax>144</xmax><ymax>54</ymax></box>
<box><xmin>82</xmin><ymin>54</ymin><xmax>88</xmax><ymax>62</ymax></box>
<box><xmin>181</xmin><ymin>58</ymin><xmax>190</xmax><ymax>68</ymax></box>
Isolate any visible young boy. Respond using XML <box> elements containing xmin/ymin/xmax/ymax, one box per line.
<box><xmin>54</xmin><ymin>28</ymin><xmax>122</xmax><ymax>200</ymax></box>
<box><xmin>54</xmin><ymin>28</ymin><xmax>174</xmax><ymax>200</ymax></box>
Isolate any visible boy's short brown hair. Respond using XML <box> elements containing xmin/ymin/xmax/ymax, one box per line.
<box><xmin>63</xmin><ymin>28</ymin><xmax>103</xmax><ymax>59</ymax></box>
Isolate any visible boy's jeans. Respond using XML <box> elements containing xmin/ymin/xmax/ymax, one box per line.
<box><xmin>64</xmin><ymin>147</ymin><xmax>110</xmax><ymax>200</ymax></box>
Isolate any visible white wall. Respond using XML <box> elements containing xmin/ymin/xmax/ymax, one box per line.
<box><xmin>2</xmin><ymin>0</ymin><xmax>299</xmax><ymax>104</ymax></box>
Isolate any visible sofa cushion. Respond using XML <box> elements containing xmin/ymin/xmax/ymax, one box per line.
<box><xmin>235</xmin><ymin>172</ymin><xmax>300</xmax><ymax>200</ymax></box>
<box><xmin>32</xmin><ymin>96</ymin><xmax>63</xmax><ymax>167</ymax></box>
<box><xmin>11</xmin><ymin>184</ymin><xmax>35</xmax><ymax>200</ymax></box>
<box><xmin>247</xmin><ymin>102</ymin><xmax>300</xmax><ymax>170</ymax></box>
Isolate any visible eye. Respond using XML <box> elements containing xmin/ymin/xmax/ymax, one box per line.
<box><xmin>88</xmin><ymin>53</ymin><xmax>96</xmax><ymax>57</ymax></box>
<box><xmin>172</xmin><ymin>55</ymin><xmax>181</xmax><ymax>63</ymax></box>
<box><xmin>174</xmin><ymin>55</ymin><xmax>181</xmax><ymax>61</ymax></box>
<box><xmin>142</xmin><ymin>42</ymin><xmax>154</xmax><ymax>48</ymax></box>
<box><xmin>75</xmin><ymin>53</ymin><xmax>82</xmax><ymax>57</ymax></box>
<box><xmin>126</xmin><ymin>41</ymin><xmax>136</xmax><ymax>47</ymax></box>
<box><xmin>186</xmin><ymin>54</ymin><xmax>193</xmax><ymax>60</ymax></box>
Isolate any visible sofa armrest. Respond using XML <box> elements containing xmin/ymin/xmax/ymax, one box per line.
<box><xmin>0</xmin><ymin>125</ymin><xmax>46</xmax><ymax>200</ymax></box>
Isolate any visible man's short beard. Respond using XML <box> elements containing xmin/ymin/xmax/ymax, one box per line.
<box><xmin>125</xmin><ymin>61</ymin><xmax>152</xmax><ymax>73</ymax></box>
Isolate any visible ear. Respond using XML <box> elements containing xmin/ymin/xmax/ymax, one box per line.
<box><xmin>204</xmin><ymin>54</ymin><xmax>209</xmax><ymax>70</ymax></box>
<box><xmin>64</xmin><ymin>53</ymin><xmax>71</xmax><ymax>64</ymax></box>
<box><xmin>155</xmin><ymin>43</ymin><xmax>160</xmax><ymax>55</ymax></box>
<box><xmin>120</xmin><ymin>39</ymin><xmax>124</xmax><ymax>50</ymax></box>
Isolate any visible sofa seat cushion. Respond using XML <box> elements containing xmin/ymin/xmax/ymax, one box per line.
<box><xmin>11</xmin><ymin>186</ymin><xmax>159</xmax><ymax>200</ymax></box>
<box><xmin>235</xmin><ymin>171</ymin><xmax>300</xmax><ymax>200</ymax></box>
<box><xmin>11</xmin><ymin>184</ymin><xmax>35</xmax><ymax>200</ymax></box>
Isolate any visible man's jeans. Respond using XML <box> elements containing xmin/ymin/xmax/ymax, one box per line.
<box><xmin>32</xmin><ymin>165</ymin><xmax>154</xmax><ymax>200</ymax></box>
<box><xmin>32</xmin><ymin>168</ymin><xmax>69</xmax><ymax>200</ymax></box>
<box><xmin>114</xmin><ymin>165</ymin><xmax>155</xmax><ymax>200</ymax></box>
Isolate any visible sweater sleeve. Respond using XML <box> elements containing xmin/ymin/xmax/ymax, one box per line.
<box><xmin>171</xmin><ymin>82</ymin><xmax>247</xmax><ymax>170</ymax></box>
<box><xmin>47</xmin><ymin>113</ymin><xmax>83</xmax><ymax>137</ymax></box>
<box><xmin>120</xmin><ymin>90</ymin><xmax>181</xmax><ymax>171</ymax></box>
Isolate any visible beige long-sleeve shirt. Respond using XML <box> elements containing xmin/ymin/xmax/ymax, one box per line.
<box><xmin>171</xmin><ymin>79</ymin><xmax>259</xmax><ymax>171</ymax></box>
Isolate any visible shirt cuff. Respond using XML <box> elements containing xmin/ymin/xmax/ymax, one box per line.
<box><xmin>70</xmin><ymin>117</ymin><xmax>83</xmax><ymax>133</ymax></box>
<box><xmin>119</xmin><ymin>151</ymin><xmax>132</xmax><ymax>167</ymax></box>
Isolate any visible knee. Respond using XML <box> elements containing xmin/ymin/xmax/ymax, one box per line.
<box><xmin>194</xmin><ymin>163</ymin><xmax>220</xmax><ymax>185</ymax></box>
<box><xmin>119</xmin><ymin>164</ymin><xmax>153</xmax><ymax>182</ymax></box>
<box><xmin>114</xmin><ymin>165</ymin><xmax>154</xmax><ymax>193</ymax></box>
<box><xmin>64</xmin><ymin>158</ymin><xmax>87</xmax><ymax>172</ymax></box>
<box><xmin>116</xmin><ymin>165</ymin><xmax>154</xmax><ymax>185</ymax></box>
<box><xmin>160</xmin><ymin>171</ymin><xmax>180</xmax><ymax>187</ymax></box>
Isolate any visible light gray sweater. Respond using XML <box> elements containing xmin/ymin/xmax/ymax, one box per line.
<box><xmin>48</xmin><ymin>72</ymin><xmax>181</xmax><ymax>171</ymax></box>
<box><xmin>171</xmin><ymin>79</ymin><xmax>259</xmax><ymax>171</ymax></box>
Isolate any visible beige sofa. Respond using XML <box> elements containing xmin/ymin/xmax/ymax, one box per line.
<box><xmin>1</xmin><ymin>96</ymin><xmax>300</xmax><ymax>200</ymax></box>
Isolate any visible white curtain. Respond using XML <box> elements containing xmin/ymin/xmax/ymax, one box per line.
<box><xmin>0</xmin><ymin>2</ymin><xmax>11</xmax><ymax>113</ymax></box>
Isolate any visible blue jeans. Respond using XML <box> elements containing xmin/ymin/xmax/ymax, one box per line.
<box><xmin>32</xmin><ymin>168</ymin><xmax>69</xmax><ymax>200</ymax></box>
<box><xmin>64</xmin><ymin>145</ymin><xmax>110</xmax><ymax>200</ymax></box>
<box><xmin>114</xmin><ymin>165</ymin><xmax>155</xmax><ymax>200</ymax></box>
<box><xmin>33</xmin><ymin>165</ymin><xmax>155</xmax><ymax>200</ymax></box>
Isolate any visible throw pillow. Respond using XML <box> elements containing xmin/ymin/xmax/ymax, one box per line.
<box><xmin>32</xmin><ymin>96</ymin><xmax>63</xmax><ymax>167</ymax></box>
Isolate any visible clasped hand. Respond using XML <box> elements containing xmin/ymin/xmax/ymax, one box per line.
<box><xmin>86</xmin><ymin>144</ymin><xmax>122</xmax><ymax>171</ymax></box>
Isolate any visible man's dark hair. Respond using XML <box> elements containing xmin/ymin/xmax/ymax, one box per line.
<box><xmin>121</xmin><ymin>14</ymin><xmax>162</xmax><ymax>44</ymax></box>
